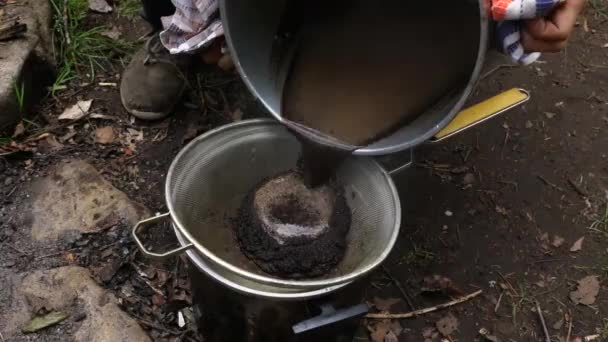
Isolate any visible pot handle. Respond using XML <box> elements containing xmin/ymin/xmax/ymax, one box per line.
<box><xmin>132</xmin><ymin>212</ymin><xmax>194</xmax><ymax>260</ymax></box>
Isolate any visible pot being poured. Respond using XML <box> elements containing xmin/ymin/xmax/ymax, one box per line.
<box><xmin>221</xmin><ymin>0</ymin><xmax>488</xmax><ymax>155</ymax></box>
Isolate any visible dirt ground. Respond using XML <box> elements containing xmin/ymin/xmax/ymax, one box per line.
<box><xmin>1</xmin><ymin>3</ymin><xmax>608</xmax><ymax>342</ymax></box>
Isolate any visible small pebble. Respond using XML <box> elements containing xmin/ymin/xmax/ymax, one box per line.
<box><xmin>445</xmin><ymin>210</ymin><xmax>453</xmax><ymax>217</ymax></box>
<box><xmin>4</xmin><ymin>177</ymin><xmax>13</xmax><ymax>185</ymax></box>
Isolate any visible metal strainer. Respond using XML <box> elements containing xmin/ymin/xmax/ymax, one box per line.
<box><xmin>133</xmin><ymin>119</ymin><xmax>401</xmax><ymax>290</ymax></box>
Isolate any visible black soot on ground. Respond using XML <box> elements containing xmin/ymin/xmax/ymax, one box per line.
<box><xmin>235</xmin><ymin>171</ymin><xmax>351</xmax><ymax>278</ymax></box>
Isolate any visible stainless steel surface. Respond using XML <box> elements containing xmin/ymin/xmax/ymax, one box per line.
<box><xmin>163</xmin><ymin>119</ymin><xmax>401</xmax><ymax>290</ymax></box>
<box><xmin>132</xmin><ymin>213</ymin><xmax>194</xmax><ymax>259</ymax></box>
<box><xmin>220</xmin><ymin>0</ymin><xmax>489</xmax><ymax>156</ymax></box>
<box><xmin>176</xmin><ymin>227</ymin><xmax>350</xmax><ymax>300</ymax></box>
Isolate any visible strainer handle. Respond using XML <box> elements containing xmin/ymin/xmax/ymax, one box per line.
<box><xmin>132</xmin><ymin>213</ymin><xmax>194</xmax><ymax>260</ymax></box>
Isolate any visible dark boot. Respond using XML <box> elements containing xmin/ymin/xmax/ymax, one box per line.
<box><xmin>139</xmin><ymin>0</ymin><xmax>175</xmax><ymax>31</ymax></box>
<box><xmin>120</xmin><ymin>34</ymin><xmax>188</xmax><ymax>120</ymax></box>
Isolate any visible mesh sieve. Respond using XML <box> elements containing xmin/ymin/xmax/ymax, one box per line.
<box><xmin>166</xmin><ymin>119</ymin><xmax>401</xmax><ymax>289</ymax></box>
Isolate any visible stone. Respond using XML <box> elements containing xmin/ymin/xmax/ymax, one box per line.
<box><xmin>0</xmin><ymin>0</ymin><xmax>54</xmax><ymax>131</ymax></box>
<box><xmin>26</xmin><ymin>160</ymin><xmax>149</xmax><ymax>241</ymax></box>
<box><xmin>0</xmin><ymin>266</ymin><xmax>151</xmax><ymax>341</ymax></box>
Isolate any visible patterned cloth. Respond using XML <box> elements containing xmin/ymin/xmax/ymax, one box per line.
<box><xmin>159</xmin><ymin>0</ymin><xmax>563</xmax><ymax>64</ymax></box>
<box><xmin>159</xmin><ymin>0</ymin><xmax>223</xmax><ymax>54</ymax></box>
<box><xmin>492</xmin><ymin>0</ymin><xmax>564</xmax><ymax>65</ymax></box>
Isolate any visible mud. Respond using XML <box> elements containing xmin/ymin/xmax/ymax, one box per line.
<box><xmin>235</xmin><ymin>171</ymin><xmax>352</xmax><ymax>278</ymax></box>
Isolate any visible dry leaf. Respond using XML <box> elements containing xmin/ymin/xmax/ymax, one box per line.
<box><xmin>479</xmin><ymin>328</ymin><xmax>500</xmax><ymax>342</ymax></box>
<box><xmin>544</xmin><ymin>112</ymin><xmax>557</xmax><ymax>119</ymax></box>
<box><xmin>570</xmin><ymin>237</ymin><xmax>584</xmax><ymax>252</ymax></box>
<box><xmin>58</xmin><ymin>100</ymin><xmax>93</xmax><ymax>120</ymax></box>
<box><xmin>100</xmin><ymin>27</ymin><xmax>121</xmax><ymax>40</ymax></box>
<box><xmin>552</xmin><ymin>235</ymin><xmax>565</xmax><ymax>248</ymax></box>
<box><xmin>422</xmin><ymin>275</ymin><xmax>464</xmax><ymax>297</ymax></box>
<box><xmin>390</xmin><ymin>320</ymin><xmax>403</xmax><ymax>336</ymax></box>
<box><xmin>463</xmin><ymin>173</ymin><xmax>475</xmax><ymax>185</ymax></box>
<box><xmin>95</xmin><ymin>126</ymin><xmax>115</xmax><ymax>144</ymax></box>
<box><xmin>436</xmin><ymin>314</ymin><xmax>459</xmax><ymax>336</ymax></box>
<box><xmin>384</xmin><ymin>330</ymin><xmax>398</xmax><ymax>342</ymax></box>
<box><xmin>12</xmin><ymin>122</ymin><xmax>25</xmax><ymax>138</ymax></box>
<box><xmin>495</xmin><ymin>206</ymin><xmax>508</xmax><ymax>215</ymax></box>
<box><xmin>569</xmin><ymin>275</ymin><xmax>599</xmax><ymax>305</ymax></box>
<box><xmin>88</xmin><ymin>0</ymin><xmax>112</xmax><ymax>13</ymax></box>
<box><xmin>43</xmin><ymin>135</ymin><xmax>64</xmax><ymax>151</ymax></box>
<box><xmin>372</xmin><ymin>297</ymin><xmax>401</xmax><ymax>311</ymax></box>
<box><xmin>367</xmin><ymin>319</ymin><xmax>391</xmax><ymax>342</ymax></box>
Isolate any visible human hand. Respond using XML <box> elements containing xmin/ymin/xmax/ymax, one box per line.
<box><xmin>521</xmin><ymin>0</ymin><xmax>586</xmax><ymax>52</ymax></box>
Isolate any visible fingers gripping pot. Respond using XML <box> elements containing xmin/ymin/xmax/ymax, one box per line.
<box><xmin>133</xmin><ymin>119</ymin><xmax>401</xmax><ymax>298</ymax></box>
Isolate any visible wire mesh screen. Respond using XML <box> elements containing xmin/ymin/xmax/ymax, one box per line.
<box><xmin>166</xmin><ymin>120</ymin><xmax>400</xmax><ymax>287</ymax></box>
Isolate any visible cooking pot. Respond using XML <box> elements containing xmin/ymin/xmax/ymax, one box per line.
<box><xmin>220</xmin><ymin>0</ymin><xmax>489</xmax><ymax>155</ymax></box>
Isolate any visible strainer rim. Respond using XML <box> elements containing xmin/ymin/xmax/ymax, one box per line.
<box><xmin>166</xmin><ymin>119</ymin><xmax>402</xmax><ymax>289</ymax></box>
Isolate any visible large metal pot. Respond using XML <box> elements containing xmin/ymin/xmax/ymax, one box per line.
<box><xmin>133</xmin><ymin>120</ymin><xmax>401</xmax><ymax>295</ymax></box>
<box><xmin>220</xmin><ymin>0</ymin><xmax>489</xmax><ymax>155</ymax></box>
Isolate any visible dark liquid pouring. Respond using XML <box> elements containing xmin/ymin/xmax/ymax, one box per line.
<box><xmin>279</xmin><ymin>0</ymin><xmax>479</xmax><ymax>187</ymax></box>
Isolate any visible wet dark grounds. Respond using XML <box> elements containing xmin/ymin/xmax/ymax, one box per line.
<box><xmin>235</xmin><ymin>171</ymin><xmax>352</xmax><ymax>279</ymax></box>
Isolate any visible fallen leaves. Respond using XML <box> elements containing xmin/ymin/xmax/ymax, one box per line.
<box><xmin>569</xmin><ymin>276</ymin><xmax>599</xmax><ymax>305</ymax></box>
<box><xmin>367</xmin><ymin>319</ymin><xmax>392</xmax><ymax>342</ymax></box>
<box><xmin>22</xmin><ymin>311</ymin><xmax>69</xmax><ymax>333</ymax></box>
<box><xmin>552</xmin><ymin>235</ymin><xmax>565</xmax><ymax>248</ymax></box>
<box><xmin>88</xmin><ymin>0</ymin><xmax>112</xmax><ymax>13</ymax></box>
<box><xmin>58</xmin><ymin>100</ymin><xmax>93</xmax><ymax>121</ymax></box>
<box><xmin>421</xmin><ymin>275</ymin><xmax>464</xmax><ymax>297</ymax></box>
<box><xmin>12</xmin><ymin>121</ymin><xmax>25</xmax><ymax>138</ymax></box>
<box><xmin>436</xmin><ymin>314</ymin><xmax>459</xmax><ymax>337</ymax></box>
<box><xmin>94</xmin><ymin>126</ymin><xmax>115</xmax><ymax>144</ymax></box>
<box><xmin>570</xmin><ymin>237</ymin><xmax>584</xmax><ymax>252</ymax></box>
<box><xmin>371</xmin><ymin>297</ymin><xmax>401</xmax><ymax>312</ymax></box>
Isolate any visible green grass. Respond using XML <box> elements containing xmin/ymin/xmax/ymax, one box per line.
<box><xmin>589</xmin><ymin>0</ymin><xmax>608</xmax><ymax>20</ymax></box>
<box><xmin>49</xmin><ymin>0</ymin><xmax>133</xmax><ymax>94</ymax></box>
<box><xmin>117</xmin><ymin>0</ymin><xmax>140</xmax><ymax>18</ymax></box>
<box><xmin>13</xmin><ymin>81</ymin><xmax>25</xmax><ymax>113</ymax></box>
<box><xmin>589</xmin><ymin>204</ymin><xmax>608</xmax><ymax>237</ymax></box>
<box><xmin>602</xmin><ymin>319</ymin><xmax>608</xmax><ymax>339</ymax></box>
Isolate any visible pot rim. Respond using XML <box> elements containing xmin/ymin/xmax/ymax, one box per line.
<box><xmin>175</xmin><ymin>227</ymin><xmax>350</xmax><ymax>300</ymax></box>
<box><xmin>165</xmin><ymin>119</ymin><xmax>402</xmax><ymax>289</ymax></box>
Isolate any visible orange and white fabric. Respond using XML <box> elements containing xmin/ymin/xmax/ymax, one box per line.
<box><xmin>492</xmin><ymin>0</ymin><xmax>564</xmax><ymax>65</ymax></box>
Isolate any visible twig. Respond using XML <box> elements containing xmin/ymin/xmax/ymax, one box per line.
<box><xmin>365</xmin><ymin>290</ymin><xmax>483</xmax><ymax>319</ymax></box>
<box><xmin>4</xmin><ymin>243</ymin><xmax>28</xmax><ymax>256</ymax></box>
<box><xmin>0</xmin><ymin>330</ymin><xmax>5</xmax><ymax>342</ymax></box>
<box><xmin>481</xmin><ymin>64</ymin><xmax>517</xmax><ymax>80</ymax></box>
<box><xmin>382</xmin><ymin>265</ymin><xmax>416</xmax><ymax>311</ymax></box>
<box><xmin>567</xmin><ymin>178</ymin><xmax>588</xmax><ymax>197</ymax></box>
<box><xmin>135</xmin><ymin>317</ymin><xmax>182</xmax><ymax>335</ymax></box>
<box><xmin>535</xmin><ymin>301</ymin><xmax>550</xmax><ymax>342</ymax></box>
<box><xmin>494</xmin><ymin>292</ymin><xmax>504</xmax><ymax>313</ymax></box>
<box><xmin>536</xmin><ymin>175</ymin><xmax>565</xmax><ymax>192</ymax></box>
<box><xmin>566</xmin><ymin>310</ymin><xmax>572</xmax><ymax>342</ymax></box>
<box><xmin>497</xmin><ymin>271</ymin><xmax>519</xmax><ymax>297</ymax></box>
<box><xmin>62</xmin><ymin>0</ymin><xmax>70</xmax><ymax>45</ymax></box>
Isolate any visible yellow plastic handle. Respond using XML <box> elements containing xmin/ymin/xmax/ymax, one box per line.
<box><xmin>433</xmin><ymin>88</ymin><xmax>530</xmax><ymax>142</ymax></box>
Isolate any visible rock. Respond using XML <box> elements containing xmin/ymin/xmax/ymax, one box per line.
<box><xmin>26</xmin><ymin>160</ymin><xmax>149</xmax><ymax>241</ymax></box>
<box><xmin>0</xmin><ymin>266</ymin><xmax>151</xmax><ymax>341</ymax></box>
<box><xmin>0</xmin><ymin>0</ymin><xmax>54</xmax><ymax>131</ymax></box>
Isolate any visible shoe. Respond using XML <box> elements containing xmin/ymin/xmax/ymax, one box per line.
<box><xmin>120</xmin><ymin>34</ymin><xmax>188</xmax><ymax>120</ymax></box>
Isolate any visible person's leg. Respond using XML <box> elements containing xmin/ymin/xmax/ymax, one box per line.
<box><xmin>140</xmin><ymin>0</ymin><xmax>175</xmax><ymax>31</ymax></box>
